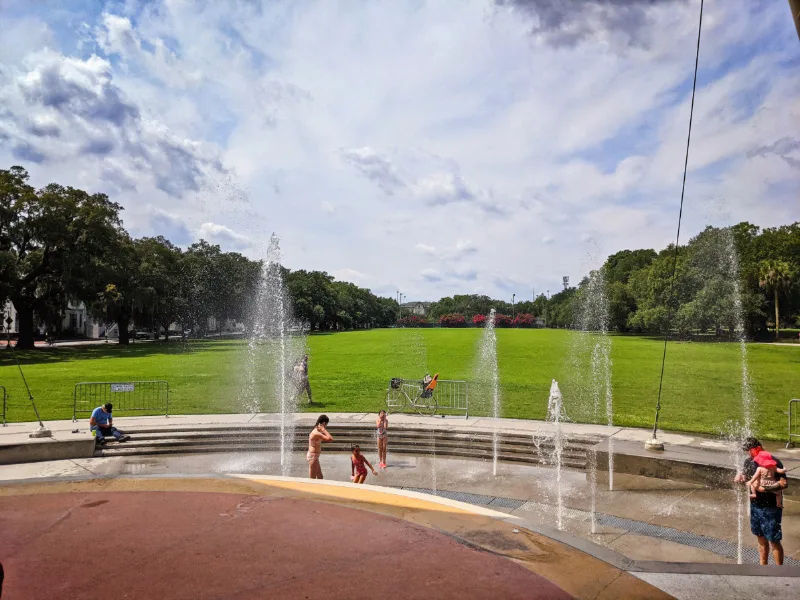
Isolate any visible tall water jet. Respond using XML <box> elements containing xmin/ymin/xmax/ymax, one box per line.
<box><xmin>720</xmin><ymin>228</ymin><xmax>755</xmax><ymax>564</ymax></box>
<box><xmin>688</xmin><ymin>225</ymin><xmax>756</xmax><ymax>563</ymax></box>
<box><xmin>546</xmin><ymin>380</ymin><xmax>566</xmax><ymax>531</ymax></box>
<box><xmin>477</xmin><ymin>309</ymin><xmax>500</xmax><ymax>475</ymax></box>
<box><xmin>247</xmin><ymin>234</ymin><xmax>305</xmax><ymax>476</ymax></box>
<box><xmin>575</xmin><ymin>267</ymin><xmax>614</xmax><ymax>491</ymax></box>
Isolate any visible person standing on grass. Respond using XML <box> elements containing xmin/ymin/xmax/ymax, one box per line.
<box><xmin>89</xmin><ymin>403</ymin><xmax>130</xmax><ymax>445</ymax></box>
<box><xmin>734</xmin><ymin>437</ymin><xmax>788</xmax><ymax>565</ymax></box>
<box><xmin>376</xmin><ymin>410</ymin><xmax>388</xmax><ymax>469</ymax></box>
<box><xmin>294</xmin><ymin>354</ymin><xmax>312</xmax><ymax>404</ymax></box>
<box><xmin>307</xmin><ymin>415</ymin><xmax>333</xmax><ymax>479</ymax></box>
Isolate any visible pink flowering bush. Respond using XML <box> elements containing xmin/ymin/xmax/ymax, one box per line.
<box><xmin>512</xmin><ymin>313</ymin><xmax>535</xmax><ymax>328</ymax></box>
<box><xmin>472</xmin><ymin>314</ymin><xmax>486</xmax><ymax>327</ymax></box>
<box><xmin>493</xmin><ymin>313</ymin><xmax>513</xmax><ymax>327</ymax></box>
<box><xmin>439</xmin><ymin>313</ymin><xmax>467</xmax><ymax>327</ymax></box>
<box><xmin>397</xmin><ymin>315</ymin><xmax>429</xmax><ymax>327</ymax></box>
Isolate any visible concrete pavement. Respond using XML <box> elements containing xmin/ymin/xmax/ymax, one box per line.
<box><xmin>1</xmin><ymin>449</ymin><xmax>798</xmax><ymax>599</ymax></box>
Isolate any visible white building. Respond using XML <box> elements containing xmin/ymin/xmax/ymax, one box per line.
<box><xmin>3</xmin><ymin>300</ymin><xmax>105</xmax><ymax>338</ymax></box>
<box><xmin>400</xmin><ymin>301</ymin><xmax>431</xmax><ymax>316</ymax></box>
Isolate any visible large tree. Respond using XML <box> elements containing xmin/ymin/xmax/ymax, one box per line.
<box><xmin>92</xmin><ymin>233</ymin><xmax>150</xmax><ymax>345</ymax></box>
<box><xmin>135</xmin><ymin>237</ymin><xmax>184</xmax><ymax>339</ymax></box>
<box><xmin>759</xmin><ymin>259</ymin><xmax>794</xmax><ymax>340</ymax></box>
<box><xmin>1</xmin><ymin>167</ymin><xmax>124</xmax><ymax>349</ymax></box>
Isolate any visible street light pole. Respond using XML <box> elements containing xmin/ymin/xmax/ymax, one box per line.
<box><xmin>512</xmin><ymin>293</ymin><xmax>515</xmax><ymax>318</ymax></box>
<box><xmin>790</xmin><ymin>0</ymin><xmax>800</xmax><ymax>40</ymax></box>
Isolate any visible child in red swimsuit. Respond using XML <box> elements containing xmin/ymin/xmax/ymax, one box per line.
<box><xmin>350</xmin><ymin>445</ymin><xmax>377</xmax><ymax>484</ymax></box>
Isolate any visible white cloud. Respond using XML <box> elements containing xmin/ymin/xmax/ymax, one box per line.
<box><xmin>0</xmin><ymin>48</ymin><xmax>226</xmax><ymax>199</ymax></box>
<box><xmin>96</xmin><ymin>13</ymin><xmax>203</xmax><ymax>89</ymax></box>
<box><xmin>340</xmin><ymin>146</ymin><xmax>404</xmax><ymax>194</ymax></box>
<box><xmin>421</xmin><ymin>268</ymin><xmax>442</xmax><ymax>283</ymax></box>
<box><xmin>332</xmin><ymin>268</ymin><xmax>368</xmax><ymax>284</ymax></box>
<box><xmin>197</xmin><ymin>222</ymin><xmax>250</xmax><ymax>249</ymax></box>
<box><xmin>0</xmin><ymin>0</ymin><xmax>796</xmax><ymax>301</ymax></box>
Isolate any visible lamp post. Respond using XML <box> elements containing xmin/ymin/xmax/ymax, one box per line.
<box><xmin>512</xmin><ymin>293</ymin><xmax>515</xmax><ymax>318</ymax></box>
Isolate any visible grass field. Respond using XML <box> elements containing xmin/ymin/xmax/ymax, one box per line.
<box><xmin>1</xmin><ymin>329</ymin><xmax>798</xmax><ymax>440</ymax></box>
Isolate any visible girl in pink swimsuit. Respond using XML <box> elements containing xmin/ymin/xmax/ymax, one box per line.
<box><xmin>350</xmin><ymin>445</ymin><xmax>377</xmax><ymax>484</ymax></box>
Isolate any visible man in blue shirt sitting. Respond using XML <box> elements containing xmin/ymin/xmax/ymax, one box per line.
<box><xmin>90</xmin><ymin>403</ymin><xmax>130</xmax><ymax>445</ymax></box>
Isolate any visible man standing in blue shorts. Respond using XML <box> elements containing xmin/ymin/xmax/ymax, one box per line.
<box><xmin>90</xmin><ymin>403</ymin><xmax>130</xmax><ymax>445</ymax></box>
<box><xmin>734</xmin><ymin>437</ymin><xmax>788</xmax><ymax>565</ymax></box>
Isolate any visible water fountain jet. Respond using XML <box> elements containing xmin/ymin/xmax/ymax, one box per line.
<box><xmin>546</xmin><ymin>379</ymin><xmax>566</xmax><ymax>531</ymax></box>
<box><xmin>477</xmin><ymin>309</ymin><xmax>500</xmax><ymax>475</ymax></box>
<box><xmin>246</xmin><ymin>234</ymin><xmax>305</xmax><ymax>476</ymax></box>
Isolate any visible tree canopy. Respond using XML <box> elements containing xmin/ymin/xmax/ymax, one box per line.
<box><xmin>3</xmin><ymin>165</ymin><xmax>798</xmax><ymax>345</ymax></box>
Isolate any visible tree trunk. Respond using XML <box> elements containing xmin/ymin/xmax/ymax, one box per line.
<box><xmin>118</xmin><ymin>315</ymin><xmax>131</xmax><ymax>345</ymax></box>
<box><xmin>15</xmin><ymin>301</ymin><xmax>36</xmax><ymax>350</ymax></box>
<box><xmin>774</xmin><ymin>287</ymin><xmax>780</xmax><ymax>341</ymax></box>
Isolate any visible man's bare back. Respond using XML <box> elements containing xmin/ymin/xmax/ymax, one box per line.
<box><xmin>307</xmin><ymin>415</ymin><xmax>332</xmax><ymax>479</ymax></box>
<box><xmin>308</xmin><ymin>426</ymin><xmax>329</xmax><ymax>454</ymax></box>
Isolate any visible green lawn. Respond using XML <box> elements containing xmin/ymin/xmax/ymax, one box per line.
<box><xmin>1</xmin><ymin>329</ymin><xmax>798</xmax><ymax>440</ymax></box>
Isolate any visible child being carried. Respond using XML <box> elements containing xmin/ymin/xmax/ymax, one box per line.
<box><xmin>747</xmin><ymin>450</ymin><xmax>786</xmax><ymax>501</ymax></box>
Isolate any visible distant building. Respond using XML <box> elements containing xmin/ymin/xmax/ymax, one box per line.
<box><xmin>3</xmin><ymin>300</ymin><xmax>106</xmax><ymax>338</ymax></box>
<box><xmin>400</xmin><ymin>301</ymin><xmax>432</xmax><ymax>316</ymax></box>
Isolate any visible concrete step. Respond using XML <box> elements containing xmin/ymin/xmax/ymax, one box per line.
<box><xmin>95</xmin><ymin>439</ymin><xmax>587</xmax><ymax>462</ymax></box>
<box><xmin>95</xmin><ymin>443</ymin><xmax>587</xmax><ymax>468</ymax></box>
<box><xmin>113</xmin><ymin>433</ymin><xmax>592</xmax><ymax>453</ymax></box>
<box><xmin>119</xmin><ymin>428</ymin><xmax>600</xmax><ymax>448</ymax></box>
<box><xmin>121</xmin><ymin>424</ymin><xmax>603</xmax><ymax>444</ymax></box>
<box><xmin>91</xmin><ymin>423</ymin><xmax>601</xmax><ymax>468</ymax></box>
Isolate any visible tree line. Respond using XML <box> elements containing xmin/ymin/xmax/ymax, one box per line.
<box><xmin>411</xmin><ymin>224</ymin><xmax>798</xmax><ymax>339</ymax></box>
<box><xmin>4</xmin><ymin>166</ymin><xmax>797</xmax><ymax>348</ymax></box>
<box><xmin>1</xmin><ymin>166</ymin><xmax>398</xmax><ymax>348</ymax></box>
<box><xmin>544</xmin><ymin>223</ymin><xmax>799</xmax><ymax>339</ymax></box>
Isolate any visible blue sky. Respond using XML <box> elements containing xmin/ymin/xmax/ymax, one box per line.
<box><xmin>0</xmin><ymin>0</ymin><xmax>798</xmax><ymax>301</ymax></box>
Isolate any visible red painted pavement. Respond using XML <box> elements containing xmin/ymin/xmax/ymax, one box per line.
<box><xmin>0</xmin><ymin>491</ymin><xmax>573</xmax><ymax>599</ymax></box>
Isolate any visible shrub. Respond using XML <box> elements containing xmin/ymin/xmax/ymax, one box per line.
<box><xmin>397</xmin><ymin>315</ymin><xmax>429</xmax><ymax>327</ymax></box>
<box><xmin>512</xmin><ymin>313</ymin><xmax>535</xmax><ymax>328</ymax></box>
<box><xmin>494</xmin><ymin>313</ymin><xmax>513</xmax><ymax>327</ymax></box>
<box><xmin>439</xmin><ymin>313</ymin><xmax>467</xmax><ymax>328</ymax></box>
<box><xmin>473</xmin><ymin>314</ymin><xmax>486</xmax><ymax>327</ymax></box>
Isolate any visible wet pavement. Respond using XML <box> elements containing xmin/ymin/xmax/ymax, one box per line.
<box><xmin>0</xmin><ymin>474</ymin><xmax>674</xmax><ymax>600</ymax></box>
<box><xmin>0</xmin><ymin>491</ymin><xmax>574</xmax><ymax>599</ymax></box>
<box><xmin>1</xmin><ymin>450</ymin><xmax>797</xmax><ymax>566</ymax></box>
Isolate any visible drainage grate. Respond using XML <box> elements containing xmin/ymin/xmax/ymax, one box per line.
<box><xmin>488</xmin><ymin>496</ymin><xmax>526</xmax><ymax>510</ymax></box>
<box><xmin>393</xmin><ymin>486</ymin><xmax>800</xmax><ymax>566</ymax></box>
<box><xmin>402</xmin><ymin>487</ymin><xmax>497</xmax><ymax>506</ymax></box>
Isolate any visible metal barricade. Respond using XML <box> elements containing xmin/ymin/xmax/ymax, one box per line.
<box><xmin>386</xmin><ymin>378</ymin><xmax>469</xmax><ymax>418</ymax></box>
<box><xmin>1</xmin><ymin>385</ymin><xmax>6</xmax><ymax>426</ymax></box>
<box><xmin>788</xmin><ymin>399</ymin><xmax>800</xmax><ymax>448</ymax></box>
<box><xmin>433</xmin><ymin>379</ymin><xmax>469</xmax><ymax>418</ymax></box>
<box><xmin>73</xmin><ymin>381</ymin><xmax>170</xmax><ymax>422</ymax></box>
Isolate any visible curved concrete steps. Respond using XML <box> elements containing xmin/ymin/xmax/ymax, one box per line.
<box><xmin>95</xmin><ymin>424</ymin><xmax>602</xmax><ymax>469</ymax></box>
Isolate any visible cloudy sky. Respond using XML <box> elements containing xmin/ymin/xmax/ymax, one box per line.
<box><xmin>1</xmin><ymin>0</ymin><xmax>798</xmax><ymax>301</ymax></box>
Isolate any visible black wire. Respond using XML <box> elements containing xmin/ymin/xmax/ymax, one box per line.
<box><xmin>5</xmin><ymin>328</ymin><xmax>45</xmax><ymax>426</ymax></box>
<box><xmin>651</xmin><ymin>0</ymin><xmax>704</xmax><ymax>439</ymax></box>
